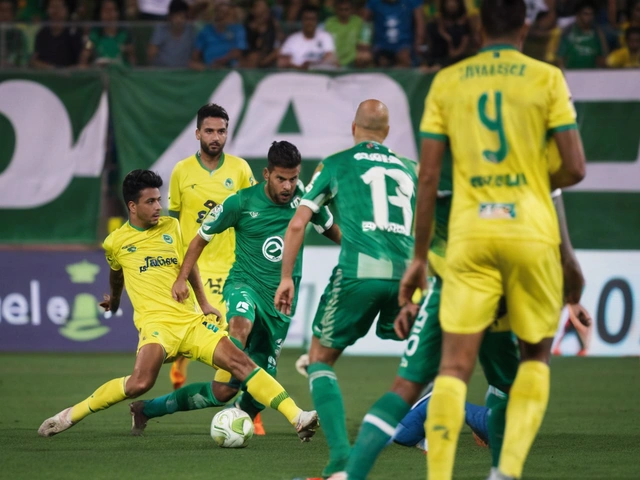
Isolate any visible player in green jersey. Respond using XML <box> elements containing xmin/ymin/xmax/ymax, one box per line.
<box><xmin>275</xmin><ymin>99</ymin><xmax>418</xmax><ymax>478</ymax></box>
<box><xmin>129</xmin><ymin>141</ymin><xmax>340</xmax><ymax>439</ymax></box>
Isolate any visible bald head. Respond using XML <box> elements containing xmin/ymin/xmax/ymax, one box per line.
<box><xmin>354</xmin><ymin>99</ymin><xmax>389</xmax><ymax>131</ymax></box>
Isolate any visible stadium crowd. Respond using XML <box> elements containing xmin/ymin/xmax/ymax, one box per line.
<box><xmin>0</xmin><ymin>0</ymin><xmax>638</xmax><ymax>69</ymax></box>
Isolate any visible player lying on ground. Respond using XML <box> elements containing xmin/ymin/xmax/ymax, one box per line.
<box><xmin>38</xmin><ymin>170</ymin><xmax>318</xmax><ymax>441</ymax></box>
<box><xmin>129</xmin><ymin>141</ymin><xmax>340</xmax><ymax>435</ymax></box>
<box><xmin>276</xmin><ymin>99</ymin><xmax>418</xmax><ymax>479</ymax></box>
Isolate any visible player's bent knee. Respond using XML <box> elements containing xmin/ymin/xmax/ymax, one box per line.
<box><xmin>125</xmin><ymin>377</ymin><xmax>156</xmax><ymax>398</ymax></box>
<box><xmin>212</xmin><ymin>381</ymin><xmax>238</xmax><ymax>403</ymax></box>
<box><xmin>391</xmin><ymin>377</ymin><xmax>424</xmax><ymax>405</ymax></box>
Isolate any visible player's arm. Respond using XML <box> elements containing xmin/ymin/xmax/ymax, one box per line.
<box><xmin>187</xmin><ymin>262</ymin><xmax>221</xmax><ymax>317</ymax></box>
<box><xmin>553</xmin><ymin>189</ymin><xmax>584</xmax><ymax>304</ymax></box>
<box><xmin>548</xmin><ymin>70</ymin><xmax>586</xmax><ymax>189</ymax></box>
<box><xmin>172</xmin><ymin>196</ymin><xmax>241</xmax><ymax>302</ymax></box>
<box><xmin>168</xmin><ymin>163</ymin><xmax>182</xmax><ymax>219</ymax></box>
<box><xmin>400</xmin><ymin>82</ymin><xmax>446</xmax><ymax>305</ymax></box>
<box><xmin>100</xmin><ymin>236</ymin><xmax>124</xmax><ymax>312</ymax></box>
<box><xmin>311</xmin><ymin>204</ymin><xmax>341</xmax><ymax>245</ymax></box>
<box><xmin>323</xmin><ymin>223</ymin><xmax>342</xmax><ymax>245</ymax></box>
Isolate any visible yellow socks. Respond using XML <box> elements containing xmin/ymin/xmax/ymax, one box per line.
<box><xmin>243</xmin><ymin>368</ymin><xmax>301</xmax><ymax>425</ymax></box>
<box><xmin>426</xmin><ymin>375</ymin><xmax>467</xmax><ymax>480</ymax></box>
<box><xmin>499</xmin><ymin>361</ymin><xmax>550</xmax><ymax>479</ymax></box>
<box><xmin>70</xmin><ymin>376</ymin><xmax>129</xmax><ymax>423</ymax></box>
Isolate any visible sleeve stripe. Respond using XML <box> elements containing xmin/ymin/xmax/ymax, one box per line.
<box><xmin>420</xmin><ymin>132</ymin><xmax>449</xmax><ymax>142</ymax></box>
<box><xmin>548</xmin><ymin>123</ymin><xmax>578</xmax><ymax>135</ymax></box>
<box><xmin>300</xmin><ymin>198</ymin><xmax>321</xmax><ymax>213</ymax></box>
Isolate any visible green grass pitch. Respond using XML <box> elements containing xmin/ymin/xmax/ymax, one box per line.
<box><xmin>1</xmin><ymin>351</ymin><xmax>638</xmax><ymax>479</ymax></box>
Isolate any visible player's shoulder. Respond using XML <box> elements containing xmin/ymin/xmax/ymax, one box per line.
<box><xmin>223</xmin><ymin>152</ymin><xmax>250</xmax><ymax>169</ymax></box>
<box><xmin>172</xmin><ymin>154</ymin><xmax>198</xmax><ymax>174</ymax></box>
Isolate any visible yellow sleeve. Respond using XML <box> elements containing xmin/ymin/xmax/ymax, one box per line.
<box><xmin>102</xmin><ymin>232</ymin><xmax>122</xmax><ymax>271</ymax></box>
<box><xmin>239</xmin><ymin>159</ymin><xmax>256</xmax><ymax>189</ymax></box>
<box><xmin>168</xmin><ymin>163</ymin><xmax>182</xmax><ymax>212</ymax></box>
<box><xmin>547</xmin><ymin>69</ymin><xmax>577</xmax><ymax>133</ymax></box>
<box><xmin>606</xmin><ymin>49</ymin><xmax>625</xmax><ymax>68</ymax></box>
<box><xmin>419</xmin><ymin>74</ymin><xmax>448</xmax><ymax>142</ymax></box>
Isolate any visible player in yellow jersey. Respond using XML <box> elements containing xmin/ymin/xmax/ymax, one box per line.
<box><xmin>399</xmin><ymin>0</ymin><xmax>587</xmax><ymax>478</ymax></box>
<box><xmin>37</xmin><ymin>170</ymin><xmax>319</xmax><ymax>441</ymax></box>
<box><xmin>168</xmin><ymin>104</ymin><xmax>255</xmax><ymax>395</ymax></box>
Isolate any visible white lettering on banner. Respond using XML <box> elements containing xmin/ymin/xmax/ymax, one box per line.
<box><xmin>0</xmin><ymin>281</ymin><xmax>71</xmax><ymax>325</ymax></box>
<box><xmin>287</xmin><ymin>247</ymin><xmax>640</xmax><ymax>357</ymax></box>
<box><xmin>150</xmin><ymin>72</ymin><xmax>417</xmax><ymax>208</ymax></box>
<box><xmin>0</xmin><ymin>81</ymin><xmax>108</xmax><ymax>208</ymax></box>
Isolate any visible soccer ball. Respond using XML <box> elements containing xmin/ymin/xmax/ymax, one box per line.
<box><xmin>210</xmin><ymin>408</ymin><xmax>254</xmax><ymax>448</ymax></box>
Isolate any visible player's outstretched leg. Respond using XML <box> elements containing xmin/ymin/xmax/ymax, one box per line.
<box><xmin>345</xmin><ymin>377</ymin><xmax>421</xmax><ymax>480</ymax></box>
<box><xmin>169</xmin><ymin>356</ymin><xmax>190</xmax><ymax>390</ymax></box>
<box><xmin>39</xmin><ymin>344</ymin><xmax>164</xmax><ymax>437</ymax></box>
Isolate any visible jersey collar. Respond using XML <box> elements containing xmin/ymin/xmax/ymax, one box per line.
<box><xmin>479</xmin><ymin>44</ymin><xmax>519</xmax><ymax>53</ymax></box>
<box><xmin>195</xmin><ymin>150</ymin><xmax>225</xmax><ymax>174</ymax></box>
<box><xmin>127</xmin><ymin>220</ymin><xmax>149</xmax><ymax>232</ymax></box>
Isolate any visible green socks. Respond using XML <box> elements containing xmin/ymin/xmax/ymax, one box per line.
<box><xmin>142</xmin><ymin>381</ymin><xmax>225</xmax><ymax>419</ymax></box>
<box><xmin>308</xmin><ymin>362</ymin><xmax>350</xmax><ymax>477</ymax></box>
<box><xmin>347</xmin><ymin>392</ymin><xmax>411</xmax><ymax>480</ymax></box>
<box><xmin>235</xmin><ymin>392</ymin><xmax>265</xmax><ymax>419</ymax></box>
<box><xmin>486</xmin><ymin>386</ymin><xmax>509</xmax><ymax>467</ymax></box>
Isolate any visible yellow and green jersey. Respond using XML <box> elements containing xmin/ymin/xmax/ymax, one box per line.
<box><xmin>420</xmin><ymin>44</ymin><xmax>577</xmax><ymax>247</ymax></box>
<box><xmin>103</xmin><ymin>217</ymin><xmax>198</xmax><ymax>328</ymax></box>
<box><xmin>168</xmin><ymin>151</ymin><xmax>255</xmax><ymax>277</ymax></box>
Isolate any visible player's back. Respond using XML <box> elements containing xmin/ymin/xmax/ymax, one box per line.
<box><xmin>308</xmin><ymin>141</ymin><xmax>417</xmax><ymax>280</ymax></box>
<box><xmin>425</xmin><ymin>45</ymin><xmax>577</xmax><ymax>246</ymax></box>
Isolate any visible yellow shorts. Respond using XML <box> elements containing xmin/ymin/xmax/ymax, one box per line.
<box><xmin>137</xmin><ymin>314</ymin><xmax>228</xmax><ymax>367</ymax></box>
<box><xmin>200</xmin><ymin>270</ymin><xmax>229</xmax><ymax>330</ymax></box>
<box><xmin>440</xmin><ymin>238</ymin><xmax>563</xmax><ymax>344</ymax></box>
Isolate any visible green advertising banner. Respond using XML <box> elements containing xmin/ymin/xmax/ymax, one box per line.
<box><xmin>1</xmin><ymin>69</ymin><xmax>638</xmax><ymax>247</ymax></box>
<box><xmin>0</xmin><ymin>71</ymin><xmax>108</xmax><ymax>243</ymax></box>
<box><xmin>109</xmin><ymin>68</ymin><xmax>640</xmax><ymax>249</ymax></box>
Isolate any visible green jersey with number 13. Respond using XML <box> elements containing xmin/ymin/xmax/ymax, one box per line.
<box><xmin>302</xmin><ymin>141</ymin><xmax>417</xmax><ymax>280</ymax></box>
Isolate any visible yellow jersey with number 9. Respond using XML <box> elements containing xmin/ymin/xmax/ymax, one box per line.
<box><xmin>420</xmin><ymin>44</ymin><xmax>577</xmax><ymax>246</ymax></box>
<box><xmin>168</xmin><ymin>152</ymin><xmax>255</xmax><ymax>275</ymax></box>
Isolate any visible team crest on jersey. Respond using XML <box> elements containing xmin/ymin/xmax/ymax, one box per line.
<box><xmin>262</xmin><ymin>236</ymin><xmax>284</xmax><ymax>262</ymax></box>
<box><xmin>224</xmin><ymin>178</ymin><xmax>234</xmax><ymax>190</ymax></box>
<box><xmin>163</xmin><ymin>234</ymin><xmax>173</xmax><ymax>244</ymax></box>
<box><xmin>249</xmin><ymin>211</ymin><xmax>259</xmax><ymax>218</ymax></box>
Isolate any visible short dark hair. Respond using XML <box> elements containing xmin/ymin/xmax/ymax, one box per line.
<box><xmin>481</xmin><ymin>0</ymin><xmax>526</xmax><ymax>38</ymax></box>
<box><xmin>301</xmin><ymin>5</ymin><xmax>319</xmax><ymax>17</ymax></box>
<box><xmin>169</xmin><ymin>0</ymin><xmax>188</xmax><ymax>14</ymax></box>
<box><xmin>440</xmin><ymin>0</ymin><xmax>466</xmax><ymax>20</ymax></box>
<box><xmin>196</xmin><ymin>103</ymin><xmax>229</xmax><ymax>129</ymax></box>
<box><xmin>267</xmin><ymin>141</ymin><xmax>302</xmax><ymax>170</ymax></box>
<box><xmin>575</xmin><ymin>0</ymin><xmax>595</xmax><ymax>14</ymax></box>
<box><xmin>122</xmin><ymin>170</ymin><xmax>163</xmax><ymax>206</ymax></box>
<box><xmin>625</xmin><ymin>26</ymin><xmax>640</xmax><ymax>39</ymax></box>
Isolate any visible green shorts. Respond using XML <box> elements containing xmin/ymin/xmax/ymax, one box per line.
<box><xmin>312</xmin><ymin>267</ymin><xmax>402</xmax><ymax>350</ymax></box>
<box><xmin>223</xmin><ymin>282</ymin><xmax>292</xmax><ymax>378</ymax></box>
<box><xmin>397</xmin><ymin>275</ymin><xmax>518</xmax><ymax>390</ymax></box>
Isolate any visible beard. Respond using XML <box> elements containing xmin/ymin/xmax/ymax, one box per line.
<box><xmin>200</xmin><ymin>138</ymin><xmax>224</xmax><ymax>157</ymax></box>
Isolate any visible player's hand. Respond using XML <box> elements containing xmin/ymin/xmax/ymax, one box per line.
<box><xmin>172</xmin><ymin>278</ymin><xmax>190</xmax><ymax>303</ymax></box>
<box><xmin>201</xmin><ymin>302</ymin><xmax>222</xmax><ymax>321</ymax></box>
<box><xmin>275</xmin><ymin>278</ymin><xmax>295</xmax><ymax>316</ymax></box>
<box><xmin>394</xmin><ymin>303</ymin><xmax>420</xmax><ymax>340</ymax></box>
<box><xmin>562</xmin><ymin>257</ymin><xmax>585</xmax><ymax>304</ymax></box>
<box><xmin>100</xmin><ymin>294</ymin><xmax>120</xmax><ymax>313</ymax></box>
<box><xmin>399</xmin><ymin>259</ymin><xmax>427</xmax><ymax>306</ymax></box>
<box><xmin>568</xmin><ymin>303</ymin><xmax>592</xmax><ymax>327</ymax></box>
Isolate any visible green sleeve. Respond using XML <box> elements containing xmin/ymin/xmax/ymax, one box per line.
<box><xmin>198</xmin><ymin>194</ymin><xmax>241</xmax><ymax>241</ymax></box>
<box><xmin>310</xmin><ymin>206</ymin><xmax>334</xmax><ymax>233</ymax></box>
<box><xmin>301</xmin><ymin>161</ymin><xmax>334</xmax><ymax>213</ymax></box>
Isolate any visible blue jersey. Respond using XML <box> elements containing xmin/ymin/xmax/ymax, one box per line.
<box><xmin>366</xmin><ymin>0</ymin><xmax>422</xmax><ymax>50</ymax></box>
<box><xmin>195</xmin><ymin>23</ymin><xmax>247</xmax><ymax>65</ymax></box>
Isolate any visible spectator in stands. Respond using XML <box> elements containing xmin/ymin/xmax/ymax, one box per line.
<box><xmin>79</xmin><ymin>0</ymin><xmax>135</xmax><ymax>66</ymax></box>
<box><xmin>278</xmin><ymin>6</ymin><xmax>338</xmax><ymax>69</ymax></box>
<box><xmin>365</xmin><ymin>0</ymin><xmax>424</xmax><ymax>67</ymax></box>
<box><xmin>423</xmin><ymin>0</ymin><xmax>470</xmax><ymax>68</ymax></box>
<box><xmin>31</xmin><ymin>0</ymin><xmax>83</xmax><ymax>68</ymax></box>
<box><xmin>147</xmin><ymin>0</ymin><xmax>195</xmax><ymax>67</ymax></box>
<box><xmin>191</xmin><ymin>0</ymin><xmax>247</xmax><ymax>69</ymax></box>
<box><xmin>607</xmin><ymin>25</ymin><xmax>640</xmax><ymax>66</ymax></box>
<box><xmin>324</xmin><ymin>0</ymin><xmax>373</xmax><ymax>67</ymax></box>
<box><xmin>619</xmin><ymin>0</ymin><xmax>640</xmax><ymax>47</ymax></box>
<box><xmin>0</xmin><ymin>0</ymin><xmax>28</xmax><ymax>67</ymax></box>
<box><xmin>557</xmin><ymin>1</ymin><xmax>607</xmax><ymax>68</ymax></box>
<box><xmin>138</xmin><ymin>0</ymin><xmax>170</xmax><ymax>20</ymax></box>
<box><xmin>243</xmin><ymin>0</ymin><xmax>282</xmax><ymax>67</ymax></box>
